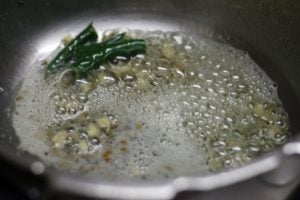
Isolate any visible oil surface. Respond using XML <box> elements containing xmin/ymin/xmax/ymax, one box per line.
<box><xmin>13</xmin><ymin>30</ymin><xmax>290</xmax><ymax>180</ymax></box>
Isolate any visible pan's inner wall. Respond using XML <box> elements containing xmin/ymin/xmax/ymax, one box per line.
<box><xmin>0</xmin><ymin>0</ymin><xmax>299</xmax><ymax>168</ymax></box>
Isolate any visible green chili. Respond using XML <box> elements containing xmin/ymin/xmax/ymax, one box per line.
<box><xmin>103</xmin><ymin>32</ymin><xmax>126</xmax><ymax>45</ymax></box>
<box><xmin>45</xmin><ymin>24</ymin><xmax>147</xmax><ymax>77</ymax></box>
<box><xmin>74</xmin><ymin>33</ymin><xmax>126</xmax><ymax>59</ymax></box>
<box><xmin>71</xmin><ymin>39</ymin><xmax>146</xmax><ymax>77</ymax></box>
<box><xmin>46</xmin><ymin>23</ymin><xmax>98</xmax><ymax>73</ymax></box>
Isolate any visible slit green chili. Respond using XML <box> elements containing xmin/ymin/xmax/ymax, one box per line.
<box><xmin>71</xmin><ymin>39</ymin><xmax>146</xmax><ymax>77</ymax></box>
<box><xmin>74</xmin><ymin>33</ymin><xmax>126</xmax><ymax>59</ymax></box>
<box><xmin>46</xmin><ymin>23</ymin><xmax>98</xmax><ymax>73</ymax></box>
<box><xmin>103</xmin><ymin>33</ymin><xmax>126</xmax><ymax>45</ymax></box>
<box><xmin>45</xmin><ymin>24</ymin><xmax>147</xmax><ymax>78</ymax></box>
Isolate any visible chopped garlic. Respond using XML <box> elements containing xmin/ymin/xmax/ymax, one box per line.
<box><xmin>112</xmin><ymin>66</ymin><xmax>133</xmax><ymax>78</ymax></box>
<box><xmin>62</xmin><ymin>34</ymin><xmax>74</xmax><ymax>45</ymax></box>
<box><xmin>79</xmin><ymin>140</ymin><xmax>88</xmax><ymax>153</ymax></box>
<box><xmin>253</xmin><ymin>104</ymin><xmax>265</xmax><ymax>116</ymax></box>
<box><xmin>161</xmin><ymin>45</ymin><xmax>176</xmax><ymax>60</ymax></box>
<box><xmin>87</xmin><ymin>123</ymin><xmax>100</xmax><ymax>138</ymax></box>
<box><xmin>52</xmin><ymin>130</ymin><xmax>68</xmax><ymax>145</ymax></box>
<box><xmin>96</xmin><ymin>117</ymin><xmax>112</xmax><ymax>129</ymax></box>
<box><xmin>79</xmin><ymin>82</ymin><xmax>93</xmax><ymax>93</ymax></box>
<box><xmin>135</xmin><ymin>78</ymin><xmax>151</xmax><ymax>91</ymax></box>
<box><xmin>97</xmin><ymin>72</ymin><xmax>117</xmax><ymax>86</ymax></box>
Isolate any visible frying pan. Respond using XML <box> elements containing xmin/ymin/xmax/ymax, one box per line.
<box><xmin>1</xmin><ymin>0</ymin><xmax>300</xmax><ymax>199</ymax></box>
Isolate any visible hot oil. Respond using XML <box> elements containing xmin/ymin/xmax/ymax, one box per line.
<box><xmin>12</xmin><ymin>30</ymin><xmax>290</xmax><ymax>180</ymax></box>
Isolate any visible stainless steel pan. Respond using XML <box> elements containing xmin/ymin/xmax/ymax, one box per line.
<box><xmin>0</xmin><ymin>0</ymin><xmax>300</xmax><ymax>199</ymax></box>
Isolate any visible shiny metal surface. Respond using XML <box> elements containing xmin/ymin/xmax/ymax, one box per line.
<box><xmin>0</xmin><ymin>0</ymin><xmax>300</xmax><ymax>199</ymax></box>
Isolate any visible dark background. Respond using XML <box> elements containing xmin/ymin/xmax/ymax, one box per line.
<box><xmin>0</xmin><ymin>179</ymin><xmax>299</xmax><ymax>200</ymax></box>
